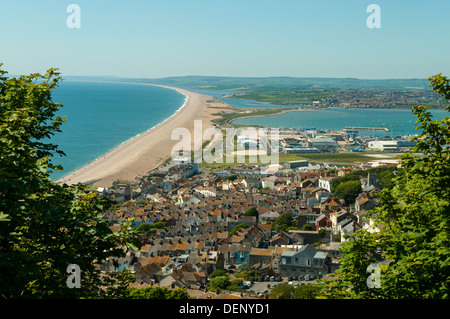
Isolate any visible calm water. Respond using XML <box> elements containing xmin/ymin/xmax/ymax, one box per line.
<box><xmin>48</xmin><ymin>82</ymin><xmax>447</xmax><ymax>180</ymax></box>
<box><xmin>50</xmin><ymin>81</ymin><xmax>186</xmax><ymax>180</ymax></box>
<box><xmin>232</xmin><ymin>108</ymin><xmax>447</xmax><ymax>137</ymax></box>
<box><xmin>186</xmin><ymin>87</ymin><xmax>447</xmax><ymax>136</ymax></box>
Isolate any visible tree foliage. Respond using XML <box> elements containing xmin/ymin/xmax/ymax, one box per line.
<box><xmin>320</xmin><ymin>74</ymin><xmax>450</xmax><ymax>299</ymax></box>
<box><xmin>269</xmin><ymin>283</ymin><xmax>322</xmax><ymax>299</ymax></box>
<box><xmin>209</xmin><ymin>276</ymin><xmax>231</xmax><ymax>291</ymax></box>
<box><xmin>243</xmin><ymin>206</ymin><xmax>259</xmax><ymax>219</ymax></box>
<box><xmin>125</xmin><ymin>286</ymin><xmax>192</xmax><ymax>299</ymax></box>
<box><xmin>229</xmin><ymin>223</ymin><xmax>249</xmax><ymax>237</ymax></box>
<box><xmin>0</xmin><ymin>65</ymin><xmax>141</xmax><ymax>298</ymax></box>
<box><xmin>333</xmin><ymin>180</ymin><xmax>362</xmax><ymax>205</ymax></box>
<box><xmin>272</xmin><ymin>210</ymin><xmax>295</xmax><ymax>233</ymax></box>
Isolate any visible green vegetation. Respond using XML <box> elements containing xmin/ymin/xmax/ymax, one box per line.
<box><xmin>213</xmin><ymin>107</ymin><xmax>288</xmax><ymax>126</ymax></box>
<box><xmin>330</xmin><ymin>165</ymin><xmax>398</xmax><ymax>193</ymax></box>
<box><xmin>222</xmin><ymin>174</ymin><xmax>237</xmax><ymax>181</ymax></box>
<box><xmin>200</xmin><ymin>152</ymin><xmax>398</xmax><ymax>170</ymax></box>
<box><xmin>269</xmin><ymin>283</ymin><xmax>322</xmax><ymax>299</ymax></box>
<box><xmin>272</xmin><ymin>211</ymin><xmax>296</xmax><ymax>233</ymax></box>
<box><xmin>209</xmin><ymin>269</ymin><xmax>228</xmax><ymax>278</ymax></box>
<box><xmin>125</xmin><ymin>286</ymin><xmax>192</xmax><ymax>299</ymax></box>
<box><xmin>235</xmin><ymin>268</ymin><xmax>264</xmax><ymax>282</ymax></box>
<box><xmin>229</xmin><ymin>223</ymin><xmax>249</xmax><ymax>237</ymax></box>
<box><xmin>333</xmin><ymin>180</ymin><xmax>362</xmax><ymax>205</ymax></box>
<box><xmin>320</xmin><ymin>73</ymin><xmax>450</xmax><ymax>299</ymax></box>
<box><xmin>243</xmin><ymin>207</ymin><xmax>259</xmax><ymax>219</ymax></box>
<box><xmin>138</xmin><ymin>75</ymin><xmax>431</xmax><ymax>91</ymax></box>
<box><xmin>0</xmin><ymin>65</ymin><xmax>142</xmax><ymax>298</ymax></box>
<box><xmin>209</xmin><ymin>276</ymin><xmax>231</xmax><ymax>291</ymax></box>
<box><xmin>229</xmin><ymin>90</ymin><xmax>336</xmax><ymax>106</ymax></box>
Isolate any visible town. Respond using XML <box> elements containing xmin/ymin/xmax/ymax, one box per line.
<box><xmin>92</xmin><ymin>127</ymin><xmax>400</xmax><ymax>299</ymax></box>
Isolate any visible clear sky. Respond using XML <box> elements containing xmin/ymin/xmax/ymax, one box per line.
<box><xmin>1</xmin><ymin>0</ymin><xmax>449</xmax><ymax>79</ymax></box>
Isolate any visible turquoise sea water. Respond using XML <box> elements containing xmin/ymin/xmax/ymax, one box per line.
<box><xmin>188</xmin><ymin>86</ymin><xmax>447</xmax><ymax>137</ymax></box>
<box><xmin>50</xmin><ymin>81</ymin><xmax>186</xmax><ymax>180</ymax></box>
<box><xmin>232</xmin><ymin>108</ymin><xmax>447</xmax><ymax>137</ymax></box>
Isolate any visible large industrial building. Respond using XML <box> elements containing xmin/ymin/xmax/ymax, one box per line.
<box><xmin>367</xmin><ymin>140</ymin><xmax>399</xmax><ymax>152</ymax></box>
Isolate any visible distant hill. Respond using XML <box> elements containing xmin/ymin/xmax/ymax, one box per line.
<box><xmin>63</xmin><ymin>75</ymin><xmax>431</xmax><ymax>91</ymax></box>
<box><xmin>124</xmin><ymin>75</ymin><xmax>431</xmax><ymax>91</ymax></box>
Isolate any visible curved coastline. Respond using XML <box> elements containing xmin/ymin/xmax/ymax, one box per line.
<box><xmin>56</xmin><ymin>83</ymin><xmax>230</xmax><ymax>188</ymax></box>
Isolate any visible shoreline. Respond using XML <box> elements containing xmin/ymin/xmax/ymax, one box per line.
<box><xmin>56</xmin><ymin>83</ymin><xmax>232</xmax><ymax>188</ymax></box>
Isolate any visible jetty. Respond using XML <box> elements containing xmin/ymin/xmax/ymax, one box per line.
<box><xmin>343</xmin><ymin>126</ymin><xmax>390</xmax><ymax>132</ymax></box>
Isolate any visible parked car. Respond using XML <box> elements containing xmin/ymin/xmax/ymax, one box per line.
<box><xmin>288</xmin><ymin>276</ymin><xmax>293</xmax><ymax>281</ymax></box>
<box><xmin>264</xmin><ymin>276</ymin><xmax>270</xmax><ymax>282</ymax></box>
<box><xmin>292</xmin><ymin>275</ymin><xmax>298</xmax><ymax>281</ymax></box>
<box><xmin>305</xmin><ymin>274</ymin><xmax>310</xmax><ymax>281</ymax></box>
<box><xmin>258</xmin><ymin>276</ymin><xmax>264</xmax><ymax>282</ymax></box>
<box><xmin>270</xmin><ymin>276</ymin><xmax>275</xmax><ymax>282</ymax></box>
<box><xmin>298</xmin><ymin>275</ymin><xmax>304</xmax><ymax>281</ymax></box>
<box><xmin>258</xmin><ymin>289</ymin><xmax>269</xmax><ymax>296</ymax></box>
<box><xmin>275</xmin><ymin>276</ymin><xmax>282</xmax><ymax>282</ymax></box>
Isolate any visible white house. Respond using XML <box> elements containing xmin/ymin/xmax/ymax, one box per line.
<box><xmin>318</xmin><ymin>177</ymin><xmax>334</xmax><ymax>192</ymax></box>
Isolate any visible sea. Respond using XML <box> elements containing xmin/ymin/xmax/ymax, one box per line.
<box><xmin>231</xmin><ymin>107</ymin><xmax>448</xmax><ymax>137</ymax></box>
<box><xmin>182</xmin><ymin>87</ymin><xmax>447</xmax><ymax>137</ymax></box>
<box><xmin>49</xmin><ymin>81</ymin><xmax>186</xmax><ymax>180</ymax></box>
<box><xmin>48</xmin><ymin>82</ymin><xmax>447</xmax><ymax>180</ymax></box>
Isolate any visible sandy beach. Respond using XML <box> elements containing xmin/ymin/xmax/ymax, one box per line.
<box><xmin>56</xmin><ymin>83</ymin><xmax>232</xmax><ymax>188</ymax></box>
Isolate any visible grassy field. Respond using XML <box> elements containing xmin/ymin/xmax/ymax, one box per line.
<box><xmin>228</xmin><ymin>90</ymin><xmax>336</xmax><ymax>106</ymax></box>
<box><xmin>212</xmin><ymin>108</ymin><xmax>289</xmax><ymax>126</ymax></box>
<box><xmin>198</xmin><ymin>152</ymin><xmax>401</xmax><ymax>169</ymax></box>
<box><xmin>283</xmin><ymin>152</ymin><xmax>399</xmax><ymax>163</ymax></box>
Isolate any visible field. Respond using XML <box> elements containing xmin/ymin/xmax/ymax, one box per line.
<box><xmin>199</xmin><ymin>152</ymin><xmax>401</xmax><ymax>169</ymax></box>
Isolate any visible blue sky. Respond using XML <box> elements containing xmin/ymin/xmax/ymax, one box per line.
<box><xmin>1</xmin><ymin>0</ymin><xmax>449</xmax><ymax>79</ymax></box>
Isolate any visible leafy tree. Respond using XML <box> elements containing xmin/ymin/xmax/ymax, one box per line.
<box><xmin>209</xmin><ymin>269</ymin><xmax>228</xmax><ymax>278</ymax></box>
<box><xmin>293</xmin><ymin>284</ymin><xmax>322</xmax><ymax>299</ymax></box>
<box><xmin>0</xmin><ymin>65</ymin><xmax>141</xmax><ymax>298</ymax></box>
<box><xmin>223</xmin><ymin>174</ymin><xmax>237</xmax><ymax>181</ymax></box>
<box><xmin>273</xmin><ymin>211</ymin><xmax>295</xmax><ymax>232</ymax></box>
<box><xmin>243</xmin><ymin>206</ymin><xmax>259</xmax><ymax>219</ymax></box>
<box><xmin>209</xmin><ymin>276</ymin><xmax>230</xmax><ymax>291</ymax></box>
<box><xmin>318</xmin><ymin>227</ymin><xmax>326</xmax><ymax>238</ymax></box>
<box><xmin>125</xmin><ymin>286</ymin><xmax>191</xmax><ymax>299</ymax></box>
<box><xmin>269</xmin><ymin>283</ymin><xmax>294</xmax><ymax>299</ymax></box>
<box><xmin>376</xmin><ymin>168</ymin><xmax>396</xmax><ymax>190</ymax></box>
<box><xmin>229</xmin><ymin>222</ymin><xmax>249</xmax><ymax>237</ymax></box>
<box><xmin>319</xmin><ymin>74</ymin><xmax>450</xmax><ymax>299</ymax></box>
<box><xmin>333</xmin><ymin>180</ymin><xmax>362</xmax><ymax>205</ymax></box>
<box><xmin>330</xmin><ymin>171</ymin><xmax>361</xmax><ymax>192</ymax></box>
<box><xmin>230</xmin><ymin>278</ymin><xmax>243</xmax><ymax>286</ymax></box>
<box><xmin>301</xmin><ymin>224</ymin><xmax>313</xmax><ymax>231</ymax></box>
<box><xmin>151</xmin><ymin>221</ymin><xmax>167</xmax><ymax>229</ymax></box>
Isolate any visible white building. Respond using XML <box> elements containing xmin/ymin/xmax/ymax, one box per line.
<box><xmin>318</xmin><ymin>177</ymin><xmax>334</xmax><ymax>192</ymax></box>
<box><xmin>368</xmin><ymin>141</ymin><xmax>399</xmax><ymax>152</ymax></box>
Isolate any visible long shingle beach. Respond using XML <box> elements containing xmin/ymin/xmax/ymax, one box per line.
<box><xmin>56</xmin><ymin>84</ymin><xmax>232</xmax><ymax>187</ymax></box>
